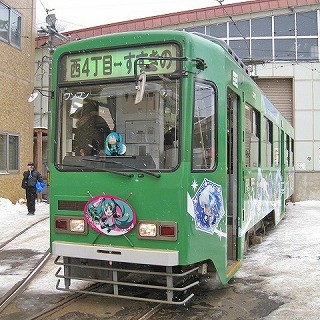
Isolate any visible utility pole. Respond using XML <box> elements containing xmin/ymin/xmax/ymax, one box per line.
<box><xmin>37</xmin><ymin>12</ymin><xmax>69</xmax><ymax>202</ymax></box>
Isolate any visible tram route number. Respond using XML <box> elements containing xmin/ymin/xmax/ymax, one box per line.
<box><xmin>60</xmin><ymin>44</ymin><xmax>179</xmax><ymax>82</ymax></box>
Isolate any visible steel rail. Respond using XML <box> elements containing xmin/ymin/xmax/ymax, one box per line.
<box><xmin>0</xmin><ymin>250</ymin><xmax>51</xmax><ymax>313</ymax></box>
<box><xmin>0</xmin><ymin>217</ymin><xmax>49</xmax><ymax>250</ymax></box>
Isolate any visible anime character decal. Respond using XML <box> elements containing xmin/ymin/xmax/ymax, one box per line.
<box><xmin>240</xmin><ymin>168</ymin><xmax>283</xmax><ymax>237</ymax></box>
<box><xmin>104</xmin><ymin>132</ymin><xmax>126</xmax><ymax>156</ymax></box>
<box><xmin>84</xmin><ymin>195</ymin><xmax>136</xmax><ymax>236</ymax></box>
<box><xmin>187</xmin><ymin>178</ymin><xmax>225</xmax><ymax>235</ymax></box>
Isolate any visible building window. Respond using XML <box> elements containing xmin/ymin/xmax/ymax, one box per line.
<box><xmin>251</xmin><ymin>39</ymin><xmax>272</xmax><ymax>60</ymax></box>
<box><xmin>0</xmin><ymin>132</ymin><xmax>19</xmax><ymax>172</ymax></box>
<box><xmin>207</xmin><ymin>22</ymin><xmax>227</xmax><ymax>38</ymax></box>
<box><xmin>10</xmin><ymin>10</ymin><xmax>21</xmax><ymax>48</ymax></box>
<box><xmin>229</xmin><ymin>19</ymin><xmax>250</xmax><ymax>38</ymax></box>
<box><xmin>0</xmin><ymin>2</ymin><xmax>9</xmax><ymax>42</ymax></box>
<box><xmin>251</xmin><ymin>17</ymin><xmax>272</xmax><ymax>37</ymax></box>
<box><xmin>229</xmin><ymin>40</ymin><xmax>250</xmax><ymax>59</ymax></box>
<box><xmin>297</xmin><ymin>38</ymin><xmax>318</xmax><ymax>60</ymax></box>
<box><xmin>275</xmin><ymin>39</ymin><xmax>296</xmax><ymax>60</ymax></box>
<box><xmin>185</xmin><ymin>26</ymin><xmax>205</xmax><ymax>34</ymax></box>
<box><xmin>296</xmin><ymin>11</ymin><xmax>317</xmax><ymax>36</ymax></box>
<box><xmin>274</xmin><ymin>14</ymin><xmax>295</xmax><ymax>37</ymax></box>
<box><xmin>0</xmin><ymin>3</ymin><xmax>22</xmax><ymax>49</ymax></box>
<box><xmin>201</xmin><ymin>9</ymin><xmax>320</xmax><ymax>62</ymax></box>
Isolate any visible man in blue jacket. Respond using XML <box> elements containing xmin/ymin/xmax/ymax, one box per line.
<box><xmin>21</xmin><ymin>162</ymin><xmax>43</xmax><ymax>215</ymax></box>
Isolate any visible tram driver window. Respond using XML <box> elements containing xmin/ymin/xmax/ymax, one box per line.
<box><xmin>245</xmin><ymin>105</ymin><xmax>260</xmax><ymax>167</ymax></box>
<box><xmin>192</xmin><ymin>82</ymin><xmax>216</xmax><ymax>170</ymax></box>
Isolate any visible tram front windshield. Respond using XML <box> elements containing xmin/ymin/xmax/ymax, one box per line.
<box><xmin>57</xmin><ymin>79</ymin><xmax>180</xmax><ymax>171</ymax></box>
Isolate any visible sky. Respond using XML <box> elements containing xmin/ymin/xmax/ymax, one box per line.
<box><xmin>0</xmin><ymin>196</ymin><xmax>319</xmax><ymax>318</ymax></box>
<box><xmin>36</xmin><ymin>0</ymin><xmax>247</xmax><ymax>32</ymax></box>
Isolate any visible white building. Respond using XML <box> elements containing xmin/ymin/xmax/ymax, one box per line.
<box><xmin>35</xmin><ymin>0</ymin><xmax>320</xmax><ymax>200</ymax></box>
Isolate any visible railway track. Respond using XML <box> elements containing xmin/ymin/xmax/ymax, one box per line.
<box><xmin>0</xmin><ymin>250</ymin><xmax>51</xmax><ymax>313</ymax></box>
<box><xmin>26</xmin><ymin>291</ymin><xmax>164</xmax><ymax>320</ymax></box>
<box><xmin>0</xmin><ymin>217</ymin><xmax>49</xmax><ymax>250</ymax></box>
<box><xmin>0</xmin><ymin>215</ymin><xmax>166</xmax><ymax>319</ymax></box>
<box><xmin>0</xmin><ymin>216</ymin><xmax>50</xmax><ymax>314</ymax></box>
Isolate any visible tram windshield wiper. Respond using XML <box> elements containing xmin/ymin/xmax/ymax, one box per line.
<box><xmin>57</xmin><ymin>163</ymin><xmax>134</xmax><ymax>178</ymax></box>
<box><xmin>82</xmin><ymin>157</ymin><xmax>161</xmax><ymax>178</ymax></box>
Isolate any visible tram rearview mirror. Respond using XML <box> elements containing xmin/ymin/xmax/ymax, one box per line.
<box><xmin>70</xmin><ymin>97</ymin><xmax>84</xmax><ymax>115</ymax></box>
<box><xmin>135</xmin><ymin>72</ymin><xmax>146</xmax><ymax>104</ymax></box>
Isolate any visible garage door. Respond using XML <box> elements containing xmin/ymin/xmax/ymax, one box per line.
<box><xmin>254</xmin><ymin>78</ymin><xmax>293</xmax><ymax>126</ymax></box>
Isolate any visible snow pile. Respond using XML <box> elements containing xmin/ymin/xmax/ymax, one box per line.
<box><xmin>0</xmin><ymin>197</ymin><xmax>49</xmax><ymax>245</ymax></box>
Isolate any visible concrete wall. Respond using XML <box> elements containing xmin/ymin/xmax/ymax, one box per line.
<box><xmin>294</xmin><ymin>172</ymin><xmax>320</xmax><ymax>201</ymax></box>
<box><xmin>0</xmin><ymin>0</ymin><xmax>36</xmax><ymax>203</ymax></box>
<box><xmin>256</xmin><ymin>62</ymin><xmax>320</xmax><ymax>201</ymax></box>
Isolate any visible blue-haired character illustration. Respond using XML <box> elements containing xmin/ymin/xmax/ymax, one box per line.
<box><xmin>193</xmin><ymin>179</ymin><xmax>225</xmax><ymax>235</ymax></box>
<box><xmin>87</xmin><ymin>198</ymin><xmax>105</xmax><ymax>222</ymax></box>
<box><xmin>104</xmin><ymin>132</ymin><xmax>126</xmax><ymax>156</ymax></box>
<box><xmin>86</xmin><ymin>197</ymin><xmax>135</xmax><ymax>234</ymax></box>
<box><xmin>100</xmin><ymin>198</ymin><xmax>121</xmax><ymax>232</ymax></box>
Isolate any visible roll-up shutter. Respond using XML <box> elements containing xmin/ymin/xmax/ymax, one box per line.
<box><xmin>254</xmin><ymin>78</ymin><xmax>293</xmax><ymax>126</ymax></box>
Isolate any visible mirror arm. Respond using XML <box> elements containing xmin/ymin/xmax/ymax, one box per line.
<box><xmin>133</xmin><ymin>56</ymin><xmax>205</xmax><ymax>80</ymax></box>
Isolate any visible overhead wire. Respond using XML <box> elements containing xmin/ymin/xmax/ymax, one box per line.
<box><xmin>214</xmin><ymin>0</ymin><xmax>250</xmax><ymax>54</ymax></box>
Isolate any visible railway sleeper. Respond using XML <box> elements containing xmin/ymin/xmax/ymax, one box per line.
<box><xmin>54</xmin><ymin>256</ymin><xmax>202</xmax><ymax>305</ymax></box>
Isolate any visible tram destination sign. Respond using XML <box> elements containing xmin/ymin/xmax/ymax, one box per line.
<box><xmin>59</xmin><ymin>44</ymin><xmax>180</xmax><ymax>82</ymax></box>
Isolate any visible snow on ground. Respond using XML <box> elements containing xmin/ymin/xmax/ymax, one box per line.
<box><xmin>235</xmin><ymin>201</ymin><xmax>320</xmax><ymax>319</ymax></box>
<box><xmin>0</xmin><ymin>198</ymin><xmax>319</xmax><ymax>318</ymax></box>
<box><xmin>0</xmin><ymin>197</ymin><xmax>49</xmax><ymax>244</ymax></box>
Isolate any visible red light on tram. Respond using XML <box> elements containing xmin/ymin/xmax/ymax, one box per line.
<box><xmin>55</xmin><ymin>219</ymin><xmax>68</xmax><ymax>230</ymax></box>
<box><xmin>159</xmin><ymin>225</ymin><xmax>175</xmax><ymax>237</ymax></box>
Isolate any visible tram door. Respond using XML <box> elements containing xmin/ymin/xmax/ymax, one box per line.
<box><xmin>227</xmin><ymin>89</ymin><xmax>239</xmax><ymax>261</ymax></box>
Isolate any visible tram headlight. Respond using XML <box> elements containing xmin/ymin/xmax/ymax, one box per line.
<box><xmin>70</xmin><ymin>219</ymin><xmax>85</xmax><ymax>233</ymax></box>
<box><xmin>138</xmin><ymin>223</ymin><xmax>157</xmax><ymax>237</ymax></box>
<box><xmin>137</xmin><ymin>221</ymin><xmax>177</xmax><ymax>240</ymax></box>
<box><xmin>54</xmin><ymin>216</ymin><xmax>87</xmax><ymax>234</ymax></box>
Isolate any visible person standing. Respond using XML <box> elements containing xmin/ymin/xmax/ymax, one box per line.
<box><xmin>21</xmin><ymin>162</ymin><xmax>44</xmax><ymax>215</ymax></box>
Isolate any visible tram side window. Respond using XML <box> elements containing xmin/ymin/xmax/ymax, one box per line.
<box><xmin>245</xmin><ymin>105</ymin><xmax>260</xmax><ymax>167</ymax></box>
<box><xmin>286</xmin><ymin>134</ymin><xmax>290</xmax><ymax>166</ymax></box>
<box><xmin>192</xmin><ymin>82</ymin><xmax>216</xmax><ymax>170</ymax></box>
<box><xmin>290</xmin><ymin>138</ymin><xmax>294</xmax><ymax>167</ymax></box>
<box><xmin>262</xmin><ymin>118</ymin><xmax>273</xmax><ymax>167</ymax></box>
<box><xmin>274</xmin><ymin>127</ymin><xmax>280</xmax><ymax>167</ymax></box>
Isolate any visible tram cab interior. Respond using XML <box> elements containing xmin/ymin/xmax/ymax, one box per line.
<box><xmin>58</xmin><ymin>78</ymin><xmax>180</xmax><ymax>171</ymax></box>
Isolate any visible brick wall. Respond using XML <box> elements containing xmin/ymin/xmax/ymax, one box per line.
<box><xmin>0</xmin><ymin>0</ymin><xmax>36</xmax><ymax>203</ymax></box>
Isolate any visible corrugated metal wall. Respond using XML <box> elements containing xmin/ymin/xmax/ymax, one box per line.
<box><xmin>254</xmin><ymin>78</ymin><xmax>293</xmax><ymax>126</ymax></box>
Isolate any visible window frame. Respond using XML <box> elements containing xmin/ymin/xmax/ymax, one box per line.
<box><xmin>290</xmin><ymin>138</ymin><xmax>294</xmax><ymax>167</ymax></box>
<box><xmin>0</xmin><ymin>2</ymin><xmax>22</xmax><ymax>49</ymax></box>
<box><xmin>262</xmin><ymin>117</ymin><xmax>273</xmax><ymax>167</ymax></box>
<box><xmin>0</xmin><ymin>132</ymin><xmax>20</xmax><ymax>173</ymax></box>
<box><xmin>245</xmin><ymin>104</ymin><xmax>260</xmax><ymax>168</ymax></box>
<box><xmin>191</xmin><ymin>80</ymin><xmax>218</xmax><ymax>172</ymax></box>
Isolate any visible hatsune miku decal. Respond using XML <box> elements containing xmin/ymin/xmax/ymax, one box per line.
<box><xmin>240</xmin><ymin>168</ymin><xmax>283</xmax><ymax>237</ymax></box>
<box><xmin>84</xmin><ymin>195</ymin><xmax>136</xmax><ymax>236</ymax></box>
<box><xmin>187</xmin><ymin>178</ymin><xmax>225</xmax><ymax>235</ymax></box>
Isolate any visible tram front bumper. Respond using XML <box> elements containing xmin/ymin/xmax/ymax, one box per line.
<box><xmin>52</xmin><ymin>241</ymin><xmax>179</xmax><ymax>266</ymax></box>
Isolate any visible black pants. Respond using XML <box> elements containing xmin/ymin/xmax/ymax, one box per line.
<box><xmin>26</xmin><ymin>187</ymin><xmax>36</xmax><ymax>213</ymax></box>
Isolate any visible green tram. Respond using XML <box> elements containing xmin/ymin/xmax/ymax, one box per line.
<box><xmin>50</xmin><ymin>30</ymin><xmax>294</xmax><ymax>304</ymax></box>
